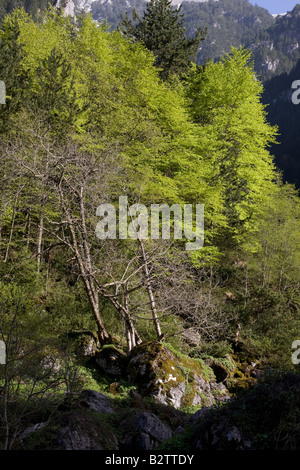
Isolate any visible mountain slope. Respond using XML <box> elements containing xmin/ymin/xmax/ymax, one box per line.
<box><xmin>181</xmin><ymin>0</ymin><xmax>274</xmax><ymax>65</ymax></box>
<box><xmin>251</xmin><ymin>4</ymin><xmax>300</xmax><ymax>81</ymax></box>
<box><xmin>75</xmin><ymin>0</ymin><xmax>275</xmax><ymax>59</ymax></box>
<box><xmin>262</xmin><ymin>59</ymin><xmax>300</xmax><ymax>187</ymax></box>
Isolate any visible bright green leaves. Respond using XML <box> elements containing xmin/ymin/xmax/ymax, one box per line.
<box><xmin>184</xmin><ymin>48</ymin><xmax>278</xmax><ymax>250</ymax></box>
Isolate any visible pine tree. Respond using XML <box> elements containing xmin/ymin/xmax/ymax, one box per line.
<box><xmin>119</xmin><ymin>0</ymin><xmax>206</xmax><ymax>80</ymax></box>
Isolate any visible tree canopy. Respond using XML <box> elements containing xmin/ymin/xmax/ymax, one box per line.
<box><xmin>119</xmin><ymin>0</ymin><xmax>206</xmax><ymax>80</ymax></box>
<box><xmin>0</xmin><ymin>6</ymin><xmax>299</xmax><ymax>378</ymax></box>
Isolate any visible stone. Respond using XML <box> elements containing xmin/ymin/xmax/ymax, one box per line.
<box><xmin>56</xmin><ymin>411</ymin><xmax>119</xmax><ymax>450</ymax></box>
<box><xmin>18</xmin><ymin>422</ymin><xmax>47</xmax><ymax>441</ymax></box>
<box><xmin>126</xmin><ymin>341</ymin><xmax>228</xmax><ymax>408</ymax></box>
<box><xmin>67</xmin><ymin>330</ymin><xmax>99</xmax><ymax>358</ymax></box>
<box><xmin>95</xmin><ymin>346</ymin><xmax>127</xmax><ymax>377</ymax></box>
<box><xmin>192</xmin><ymin>417</ymin><xmax>252</xmax><ymax>450</ymax></box>
<box><xmin>122</xmin><ymin>412</ymin><xmax>172</xmax><ymax>450</ymax></box>
<box><xmin>77</xmin><ymin>389</ymin><xmax>114</xmax><ymax>414</ymax></box>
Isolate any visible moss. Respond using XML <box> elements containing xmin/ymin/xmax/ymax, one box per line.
<box><xmin>19</xmin><ymin>421</ymin><xmax>61</xmax><ymax>450</ymax></box>
<box><xmin>127</xmin><ymin>341</ymin><xmax>219</xmax><ymax>408</ymax></box>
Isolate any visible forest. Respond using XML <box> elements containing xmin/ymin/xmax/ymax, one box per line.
<box><xmin>0</xmin><ymin>0</ymin><xmax>300</xmax><ymax>452</ymax></box>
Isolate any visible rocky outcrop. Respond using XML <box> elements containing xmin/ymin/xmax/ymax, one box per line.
<box><xmin>56</xmin><ymin>411</ymin><xmax>119</xmax><ymax>450</ymax></box>
<box><xmin>126</xmin><ymin>341</ymin><xmax>229</xmax><ymax>409</ymax></box>
<box><xmin>121</xmin><ymin>412</ymin><xmax>172</xmax><ymax>450</ymax></box>
<box><xmin>55</xmin><ymin>0</ymin><xmax>76</xmax><ymax>17</ymax></box>
<box><xmin>18</xmin><ymin>342</ymin><xmax>264</xmax><ymax>451</ymax></box>
<box><xmin>76</xmin><ymin>389</ymin><xmax>115</xmax><ymax>414</ymax></box>
<box><xmin>66</xmin><ymin>330</ymin><xmax>99</xmax><ymax>358</ymax></box>
<box><xmin>188</xmin><ymin>409</ymin><xmax>252</xmax><ymax>450</ymax></box>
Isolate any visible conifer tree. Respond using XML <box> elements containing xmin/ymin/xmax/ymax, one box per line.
<box><xmin>119</xmin><ymin>0</ymin><xmax>206</xmax><ymax>80</ymax></box>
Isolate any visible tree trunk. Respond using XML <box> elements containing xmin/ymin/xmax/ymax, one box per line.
<box><xmin>139</xmin><ymin>238</ymin><xmax>162</xmax><ymax>341</ymax></box>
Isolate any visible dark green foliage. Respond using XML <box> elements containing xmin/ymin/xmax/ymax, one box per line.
<box><xmin>0</xmin><ymin>0</ymin><xmax>55</xmax><ymax>22</ymax></box>
<box><xmin>27</xmin><ymin>47</ymin><xmax>82</xmax><ymax>138</ymax></box>
<box><xmin>0</xmin><ymin>15</ymin><xmax>30</xmax><ymax>133</ymax></box>
<box><xmin>119</xmin><ymin>0</ymin><xmax>206</xmax><ymax>80</ymax></box>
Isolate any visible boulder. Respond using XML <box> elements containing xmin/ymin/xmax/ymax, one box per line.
<box><xmin>77</xmin><ymin>389</ymin><xmax>114</xmax><ymax>414</ymax></box>
<box><xmin>56</xmin><ymin>411</ymin><xmax>119</xmax><ymax>450</ymax></box>
<box><xmin>126</xmin><ymin>341</ymin><xmax>229</xmax><ymax>409</ymax></box>
<box><xmin>190</xmin><ymin>412</ymin><xmax>251</xmax><ymax>450</ymax></box>
<box><xmin>122</xmin><ymin>412</ymin><xmax>172</xmax><ymax>450</ymax></box>
<box><xmin>66</xmin><ymin>330</ymin><xmax>99</xmax><ymax>358</ymax></box>
<box><xmin>95</xmin><ymin>345</ymin><xmax>127</xmax><ymax>377</ymax></box>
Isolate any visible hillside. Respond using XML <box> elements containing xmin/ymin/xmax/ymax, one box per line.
<box><xmin>262</xmin><ymin>58</ymin><xmax>300</xmax><ymax>187</ymax></box>
<box><xmin>73</xmin><ymin>0</ymin><xmax>276</xmax><ymax>62</ymax></box>
<box><xmin>0</xmin><ymin>2</ymin><xmax>300</xmax><ymax>454</ymax></box>
<box><xmin>181</xmin><ymin>0</ymin><xmax>274</xmax><ymax>67</ymax></box>
<box><xmin>251</xmin><ymin>4</ymin><xmax>300</xmax><ymax>81</ymax></box>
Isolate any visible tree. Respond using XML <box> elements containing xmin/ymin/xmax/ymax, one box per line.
<box><xmin>0</xmin><ymin>283</ymin><xmax>63</xmax><ymax>450</ymax></box>
<box><xmin>184</xmin><ymin>48</ymin><xmax>278</xmax><ymax>255</ymax></box>
<box><xmin>119</xmin><ymin>0</ymin><xmax>206</xmax><ymax>80</ymax></box>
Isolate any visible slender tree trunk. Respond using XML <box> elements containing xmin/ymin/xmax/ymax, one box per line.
<box><xmin>138</xmin><ymin>238</ymin><xmax>162</xmax><ymax>341</ymax></box>
<box><xmin>4</xmin><ymin>184</ymin><xmax>25</xmax><ymax>262</ymax></box>
<box><xmin>37</xmin><ymin>213</ymin><xmax>44</xmax><ymax>273</ymax></box>
<box><xmin>4</xmin><ymin>191</ymin><xmax>20</xmax><ymax>262</ymax></box>
<box><xmin>58</xmin><ymin>182</ymin><xmax>111</xmax><ymax>345</ymax></box>
<box><xmin>123</xmin><ymin>284</ymin><xmax>140</xmax><ymax>351</ymax></box>
<box><xmin>25</xmin><ymin>208</ymin><xmax>31</xmax><ymax>247</ymax></box>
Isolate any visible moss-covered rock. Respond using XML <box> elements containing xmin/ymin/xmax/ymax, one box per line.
<box><xmin>227</xmin><ymin>355</ymin><xmax>262</xmax><ymax>391</ymax></box>
<box><xmin>95</xmin><ymin>345</ymin><xmax>128</xmax><ymax>377</ymax></box>
<box><xmin>126</xmin><ymin>341</ymin><xmax>229</xmax><ymax>409</ymax></box>
<box><xmin>64</xmin><ymin>330</ymin><xmax>99</xmax><ymax>358</ymax></box>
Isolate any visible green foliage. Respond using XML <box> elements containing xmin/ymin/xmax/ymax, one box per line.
<box><xmin>119</xmin><ymin>0</ymin><xmax>206</xmax><ymax>80</ymax></box>
<box><xmin>0</xmin><ymin>1</ymin><xmax>55</xmax><ymax>23</ymax></box>
<box><xmin>0</xmin><ymin>7</ymin><xmax>299</xmax><ymax>444</ymax></box>
<box><xmin>184</xmin><ymin>47</ymin><xmax>277</xmax><ymax>253</ymax></box>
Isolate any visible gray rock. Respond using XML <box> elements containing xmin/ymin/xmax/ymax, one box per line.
<box><xmin>78</xmin><ymin>389</ymin><xmax>114</xmax><ymax>414</ymax></box>
<box><xmin>18</xmin><ymin>422</ymin><xmax>47</xmax><ymax>441</ymax></box>
<box><xmin>193</xmin><ymin>419</ymin><xmax>252</xmax><ymax>450</ymax></box>
<box><xmin>126</xmin><ymin>341</ymin><xmax>228</xmax><ymax>409</ymax></box>
<box><xmin>122</xmin><ymin>412</ymin><xmax>172</xmax><ymax>450</ymax></box>
<box><xmin>95</xmin><ymin>346</ymin><xmax>127</xmax><ymax>377</ymax></box>
<box><xmin>55</xmin><ymin>0</ymin><xmax>75</xmax><ymax>17</ymax></box>
<box><xmin>67</xmin><ymin>330</ymin><xmax>99</xmax><ymax>358</ymax></box>
<box><xmin>56</xmin><ymin>411</ymin><xmax>119</xmax><ymax>450</ymax></box>
<box><xmin>190</xmin><ymin>407</ymin><xmax>211</xmax><ymax>424</ymax></box>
